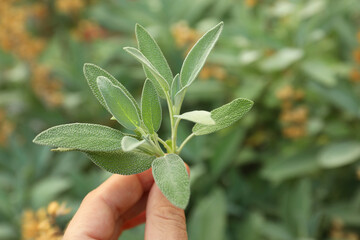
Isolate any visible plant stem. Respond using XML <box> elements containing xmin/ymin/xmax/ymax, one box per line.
<box><xmin>137</xmin><ymin>127</ymin><xmax>164</xmax><ymax>156</ymax></box>
<box><xmin>165</xmin><ymin>92</ymin><xmax>176</xmax><ymax>153</ymax></box>
<box><xmin>177</xmin><ymin>133</ymin><xmax>195</xmax><ymax>154</ymax></box>
<box><xmin>157</xmin><ymin>137</ymin><xmax>172</xmax><ymax>153</ymax></box>
<box><xmin>172</xmin><ymin>118</ymin><xmax>181</xmax><ymax>152</ymax></box>
<box><xmin>146</xmin><ymin>138</ymin><xmax>164</xmax><ymax>156</ymax></box>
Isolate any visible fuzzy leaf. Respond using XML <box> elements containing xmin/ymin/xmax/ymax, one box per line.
<box><xmin>171</xmin><ymin>74</ymin><xmax>186</xmax><ymax>115</ymax></box>
<box><xmin>86</xmin><ymin>150</ymin><xmax>155</xmax><ymax>175</ymax></box>
<box><xmin>192</xmin><ymin>98</ymin><xmax>253</xmax><ymax>136</ymax></box>
<box><xmin>97</xmin><ymin>76</ymin><xmax>140</xmax><ymax>130</ymax></box>
<box><xmin>136</xmin><ymin>24</ymin><xmax>173</xmax><ymax>85</ymax></box>
<box><xmin>171</xmin><ymin>74</ymin><xmax>181</xmax><ymax>100</ymax></box>
<box><xmin>121</xmin><ymin>136</ymin><xmax>146</xmax><ymax>152</ymax></box>
<box><xmin>175</xmin><ymin>110</ymin><xmax>215</xmax><ymax>125</ymax></box>
<box><xmin>124</xmin><ymin>47</ymin><xmax>169</xmax><ymax>97</ymax></box>
<box><xmin>33</xmin><ymin>123</ymin><xmax>124</xmax><ymax>151</ymax></box>
<box><xmin>180</xmin><ymin>22</ymin><xmax>223</xmax><ymax>89</ymax></box>
<box><xmin>141</xmin><ymin>80</ymin><xmax>162</xmax><ymax>133</ymax></box>
<box><xmin>152</xmin><ymin>154</ymin><xmax>190</xmax><ymax>209</ymax></box>
<box><xmin>83</xmin><ymin>63</ymin><xmax>140</xmax><ymax>113</ymax></box>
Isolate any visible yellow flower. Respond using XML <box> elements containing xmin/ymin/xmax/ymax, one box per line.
<box><xmin>55</xmin><ymin>0</ymin><xmax>85</xmax><ymax>14</ymax></box>
<box><xmin>22</xmin><ymin>202</ymin><xmax>70</xmax><ymax>240</ymax></box>
<box><xmin>350</xmin><ymin>69</ymin><xmax>360</xmax><ymax>83</ymax></box>
<box><xmin>171</xmin><ymin>21</ymin><xmax>200</xmax><ymax>48</ymax></box>
<box><xmin>245</xmin><ymin>0</ymin><xmax>258</xmax><ymax>8</ymax></box>
<box><xmin>353</xmin><ymin>49</ymin><xmax>360</xmax><ymax>63</ymax></box>
<box><xmin>0</xmin><ymin>109</ymin><xmax>15</xmax><ymax>147</ymax></box>
<box><xmin>31</xmin><ymin>64</ymin><xmax>64</xmax><ymax>107</ymax></box>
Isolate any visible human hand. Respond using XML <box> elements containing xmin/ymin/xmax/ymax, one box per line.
<box><xmin>63</xmin><ymin>168</ymin><xmax>188</xmax><ymax>240</ymax></box>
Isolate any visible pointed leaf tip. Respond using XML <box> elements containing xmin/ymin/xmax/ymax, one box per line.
<box><xmin>180</xmin><ymin>22</ymin><xmax>224</xmax><ymax>89</ymax></box>
<box><xmin>141</xmin><ymin>79</ymin><xmax>162</xmax><ymax>133</ymax></box>
<box><xmin>97</xmin><ymin>76</ymin><xmax>140</xmax><ymax>130</ymax></box>
<box><xmin>33</xmin><ymin>123</ymin><xmax>124</xmax><ymax>151</ymax></box>
<box><xmin>175</xmin><ymin>110</ymin><xmax>215</xmax><ymax>125</ymax></box>
<box><xmin>192</xmin><ymin>98</ymin><xmax>253</xmax><ymax>136</ymax></box>
<box><xmin>83</xmin><ymin>63</ymin><xmax>140</xmax><ymax>114</ymax></box>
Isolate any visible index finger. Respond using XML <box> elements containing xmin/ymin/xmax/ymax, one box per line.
<box><xmin>63</xmin><ymin>168</ymin><xmax>154</xmax><ymax>240</ymax></box>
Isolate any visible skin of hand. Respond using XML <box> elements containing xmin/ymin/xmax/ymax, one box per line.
<box><xmin>63</xmin><ymin>168</ymin><xmax>188</xmax><ymax>240</ymax></box>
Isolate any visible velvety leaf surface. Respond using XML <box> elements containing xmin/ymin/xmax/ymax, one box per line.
<box><xmin>180</xmin><ymin>22</ymin><xmax>223</xmax><ymax>88</ymax></box>
<box><xmin>124</xmin><ymin>47</ymin><xmax>169</xmax><ymax>97</ymax></box>
<box><xmin>141</xmin><ymin>80</ymin><xmax>162</xmax><ymax>133</ymax></box>
<box><xmin>33</xmin><ymin>123</ymin><xmax>124</xmax><ymax>151</ymax></box>
<box><xmin>152</xmin><ymin>154</ymin><xmax>190</xmax><ymax>209</ymax></box>
<box><xmin>83</xmin><ymin>63</ymin><xmax>140</xmax><ymax>113</ymax></box>
<box><xmin>192</xmin><ymin>98</ymin><xmax>253</xmax><ymax>135</ymax></box>
<box><xmin>171</xmin><ymin>74</ymin><xmax>186</xmax><ymax>114</ymax></box>
<box><xmin>86</xmin><ymin>150</ymin><xmax>155</xmax><ymax>175</ymax></box>
<box><xmin>175</xmin><ymin>110</ymin><xmax>215</xmax><ymax>125</ymax></box>
<box><xmin>136</xmin><ymin>24</ymin><xmax>173</xmax><ymax>85</ymax></box>
<box><xmin>121</xmin><ymin>136</ymin><xmax>146</xmax><ymax>152</ymax></box>
<box><xmin>171</xmin><ymin>74</ymin><xmax>181</xmax><ymax>100</ymax></box>
<box><xmin>97</xmin><ymin>76</ymin><xmax>140</xmax><ymax>130</ymax></box>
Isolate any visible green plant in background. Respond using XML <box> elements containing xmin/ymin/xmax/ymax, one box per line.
<box><xmin>32</xmin><ymin>22</ymin><xmax>253</xmax><ymax>209</ymax></box>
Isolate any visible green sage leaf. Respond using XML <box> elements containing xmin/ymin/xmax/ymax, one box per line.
<box><xmin>175</xmin><ymin>110</ymin><xmax>215</xmax><ymax>125</ymax></box>
<box><xmin>141</xmin><ymin>79</ymin><xmax>162</xmax><ymax>133</ymax></box>
<box><xmin>86</xmin><ymin>150</ymin><xmax>155</xmax><ymax>175</ymax></box>
<box><xmin>152</xmin><ymin>154</ymin><xmax>190</xmax><ymax>209</ymax></box>
<box><xmin>97</xmin><ymin>76</ymin><xmax>140</xmax><ymax>130</ymax></box>
<box><xmin>171</xmin><ymin>73</ymin><xmax>181</xmax><ymax>101</ymax></box>
<box><xmin>124</xmin><ymin>47</ymin><xmax>170</xmax><ymax>97</ymax></box>
<box><xmin>83</xmin><ymin>63</ymin><xmax>140</xmax><ymax>113</ymax></box>
<box><xmin>136</xmin><ymin>24</ymin><xmax>173</xmax><ymax>85</ymax></box>
<box><xmin>171</xmin><ymin>74</ymin><xmax>186</xmax><ymax>115</ymax></box>
<box><xmin>318</xmin><ymin>141</ymin><xmax>360</xmax><ymax>168</ymax></box>
<box><xmin>121</xmin><ymin>136</ymin><xmax>146</xmax><ymax>152</ymax></box>
<box><xmin>180</xmin><ymin>22</ymin><xmax>223</xmax><ymax>88</ymax></box>
<box><xmin>192</xmin><ymin>98</ymin><xmax>253</xmax><ymax>136</ymax></box>
<box><xmin>33</xmin><ymin>123</ymin><xmax>124</xmax><ymax>151</ymax></box>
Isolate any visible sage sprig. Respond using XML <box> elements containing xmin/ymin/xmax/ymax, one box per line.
<box><xmin>33</xmin><ymin>22</ymin><xmax>254</xmax><ymax>209</ymax></box>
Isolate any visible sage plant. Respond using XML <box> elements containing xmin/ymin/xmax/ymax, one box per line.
<box><xmin>33</xmin><ymin>22</ymin><xmax>253</xmax><ymax>209</ymax></box>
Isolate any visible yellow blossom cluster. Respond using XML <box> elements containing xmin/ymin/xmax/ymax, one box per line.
<box><xmin>31</xmin><ymin>64</ymin><xmax>64</xmax><ymax>108</ymax></box>
<box><xmin>350</xmin><ymin>31</ymin><xmax>360</xmax><ymax>83</ymax></box>
<box><xmin>73</xmin><ymin>20</ymin><xmax>106</xmax><ymax>42</ymax></box>
<box><xmin>0</xmin><ymin>109</ymin><xmax>15</xmax><ymax>147</ymax></box>
<box><xmin>0</xmin><ymin>1</ymin><xmax>46</xmax><ymax>61</ymax></box>
<box><xmin>276</xmin><ymin>85</ymin><xmax>308</xmax><ymax>139</ymax></box>
<box><xmin>330</xmin><ymin>218</ymin><xmax>359</xmax><ymax>240</ymax></box>
<box><xmin>55</xmin><ymin>0</ymin><xmax>85</xmax><ymax>15</ymax></box>
<box><xmin>171</xmin><ymin>21</ymin><xmax>201</xmax><ymax>49</ymax></box>
<box><xmin>245</xmin><ymin>0</ymin><xmax>258</xmax><ymax>8</ymax></box>
<box><xmin>22</xmin><ymin>201</ymin><xmax>71</xmax><ymax>240</ymax></box>
<box><xmin>199</xmin><ymin>64</ymin><xmax>227</xmax><ymax>81</ymax></box>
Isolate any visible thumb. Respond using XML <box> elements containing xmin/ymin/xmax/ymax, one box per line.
<box><xmin>145</xmin><ymin>184</ymin><xmax>188</xmax><ymax>240</ymax></box>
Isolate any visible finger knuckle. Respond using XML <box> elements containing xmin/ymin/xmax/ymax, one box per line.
<box><xmin>152</xmin><ymin>204</ymin><xmax>187</xmax><ymax>232</ymax></box>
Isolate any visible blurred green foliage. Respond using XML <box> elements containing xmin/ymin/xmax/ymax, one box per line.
<box><xmin>1</xmin><ymin>0</ymin><xmax>360</xmax><ymax>239</ymax></box>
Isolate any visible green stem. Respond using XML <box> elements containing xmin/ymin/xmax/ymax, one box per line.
<box><xmin>136</xmin><ymin>127</ymin><xmax>164</xmax><ymax>156</ymax></box>
<box><xmin>172</xmin><ymin>118</ymin><xmax>181</xmax><ymax>152</ymax></box>
<box><xmin>146</xmin><ymin>137</ymin><xmax>164</xmax><ymax>156</ymax></box>
<box><xmin>157</xmin><ymin>137</ymin><xmax>172</xmax><ymax>153</ymax></box>
<box><xmin>165</xmin><ymin>92</ymin><xmax>176</xmax><ymax>153</ymax></box>
<box><xmin>177</xmin><ymin>133</ymin><xmax>195</xmax><ymax>154</ymax></box>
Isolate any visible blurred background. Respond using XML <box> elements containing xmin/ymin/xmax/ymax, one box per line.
<box><xmin>0</xmin><ymin>0</ymin><xmax>360</xmax><ymax>239</ymax></box>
